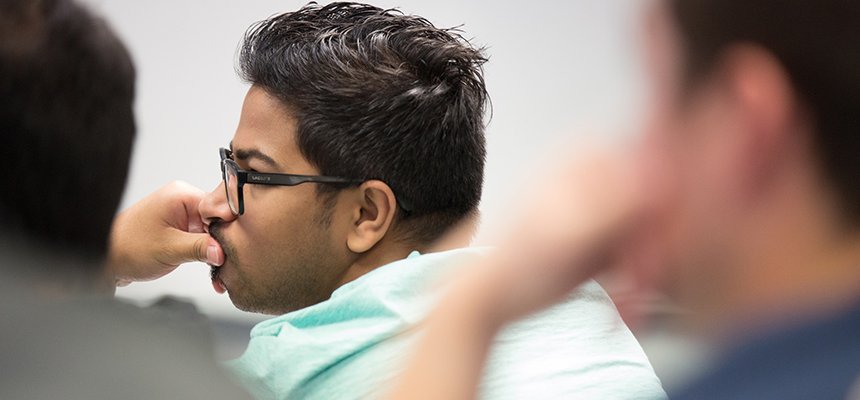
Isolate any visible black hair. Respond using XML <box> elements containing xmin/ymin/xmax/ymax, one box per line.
<box><xmin>239</xmin><ymin>2</ymin><xmax>488</xmax><ymax>244</ymax></box>
<box><xmin>669</xmin><ymin>0</ymin><xmax>860</xmax><ymax>225</ymax></box>
<box><xmin>0</xmin><ymin>0</ymin><xmax>136</xmax><ymax>265</ymax></box>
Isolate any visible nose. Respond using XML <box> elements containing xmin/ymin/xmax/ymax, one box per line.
<box><xmin>199</xmin><ymin>181</ymin><xmax>237</xmax><ymax>229</ymax></box>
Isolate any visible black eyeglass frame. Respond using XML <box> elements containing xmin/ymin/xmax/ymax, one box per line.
<box><xmin>220</xmin><ymin>147</ymin><xmax>364</xmax><ymax>215</ymax></box>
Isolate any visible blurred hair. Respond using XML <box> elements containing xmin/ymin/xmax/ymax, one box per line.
<box><xmin>0</xmin><ymin>0</ymin><xmax>136</xmax><ymax>265</ymax></box>
<box><xmin>669</xmin><ymin>0</ymin><xmax>860</xmax><ymax>226</ymax></box>
<box><xmin>238</xmin><ymin>2</ymin><xmax>488</xmax><ymax>244</ymax></box>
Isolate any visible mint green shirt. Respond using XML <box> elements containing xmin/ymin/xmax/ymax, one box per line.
<box><xmin>227</xmin><ymin>248</ymin><xmax>666</xmax><ymax>400</ymax></box>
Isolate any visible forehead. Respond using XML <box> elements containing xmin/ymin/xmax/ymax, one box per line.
<box><xmin>231</xmin><ymin>85</ymin><xmax>311</xmax><ymax>170</ymax></box>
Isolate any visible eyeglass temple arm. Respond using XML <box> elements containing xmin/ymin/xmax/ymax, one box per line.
<box><xmin>243</xmin><ymin>171</ymin><xmax>412</xmax><ymax>212</ymax></box>
<box><xmin>244</xmin><ymin>172</ymin><xmax>361</xmax><ymax>186</ymax></box>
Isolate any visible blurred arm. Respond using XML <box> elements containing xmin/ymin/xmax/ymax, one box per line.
<box><xmin>388</xmin><ymin>147</ymin><xmax>647</xmax><ymax>399</ymax></box>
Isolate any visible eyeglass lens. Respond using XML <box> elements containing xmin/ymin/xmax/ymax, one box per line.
<box><xmin>223</xmin><ymin>160</ymin><xmax>240</xmax><ymax>215</ymax></box>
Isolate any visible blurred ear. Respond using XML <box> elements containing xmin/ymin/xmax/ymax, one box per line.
<box><xmin>345</xmin><ymin>180</ymin><xmax>397</xmax><ymax>254</ymax></box>
<box><xmin>721</xmin><ymin>44</ymin><xmax>798</xmax><ymax>190</ymax></box>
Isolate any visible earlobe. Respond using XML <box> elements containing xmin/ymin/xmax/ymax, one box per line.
<box><xmin>346</xmin><ymin>180</ymin><xmax>397</xmax><ymax>254</ymax></box>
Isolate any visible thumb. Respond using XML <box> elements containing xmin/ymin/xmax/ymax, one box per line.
<box><xmin>167</xmin><ymin>230</ymin><xmax>224</xmax><ymax>266</ymax></box>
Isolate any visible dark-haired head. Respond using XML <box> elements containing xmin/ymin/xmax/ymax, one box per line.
<box><xmin>0</xmin><ymin>0</ymin><xmax>135</xmax><ymax>275</ymax></box>
<box><xmin>238</xmin><ymin>2</ymin><xmax>488</xmax><ymax>244</ymax></box>
<box><xmin>668</xmin><ymin>0</ymin><xmax>860</xmax><ymax>226</ymax></box>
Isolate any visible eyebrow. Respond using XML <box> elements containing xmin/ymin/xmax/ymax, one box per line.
<box><xmin>229</xmin><ymin>142</ymin><xmax>279</xmax><ymax>168</ymax></box>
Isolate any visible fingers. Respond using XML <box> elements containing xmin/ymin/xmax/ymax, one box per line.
<box><xmin>201</xmin><ymin>235</ymin><xmax>224</xmax><ymax>266</ymax></box>
<box><xmin>166</xmin><ymin>181</ymin><xmax>208</xmax><ymax>233</ymax></box>
<box><xmin>186</xmin><ymin>206</ymin><xmax>205</xmax><ymax>234</ymax></box>
<box><xmin>180</xmin><ymin>182</ymin><xmax>207</xmax><ymax>233</ymax></box>
<box><xmin>106</xmin><ymin>180</ymin><xmax>224</xmax><ymax>287</ymax></box>
<box><xmin>169</xmin><ymin>230</ymin><xmax>224</xmax><ymax>266</ymax></box>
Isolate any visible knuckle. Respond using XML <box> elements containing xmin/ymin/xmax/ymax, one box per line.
<box><xmin>192</xmin><ymin>238</ymin><xmax>207</xmax><ymax>261</ymax></box>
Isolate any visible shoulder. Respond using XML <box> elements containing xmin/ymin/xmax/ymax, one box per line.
<box><xmin>673</xmin><ymin>305</ymin><xmax>860</xmax><ymax>400</ymax></box>
<box><xmin>0</xmin><ymin>292</ymin><xmax>249</xmax><ymax>399</ymax></box>
<box><xmin>479</xmin><ymin>280</ymin><xmax>667</xmax><ymax>400</ymax></box>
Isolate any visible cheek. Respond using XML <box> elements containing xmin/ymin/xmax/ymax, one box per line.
<box><xmin>655</xmin><ymin>103</ymin><xmax>745</xmax><ymax>286</ymax></box>
<box><xmin>232</xmin><ymin>187</ymin><xmax>321</xmax><ymax>265</ymax></box>
<box><xmin>635</xmin><ymin>108</ymin><xmax>688</xmax><ymax>290</ymax></box>
<box><xmin>636</xmin><ymin>98</ymin><xmax>733</xmax><ymax>280</ymax></box>
<box><xmin>681</xmin><ymin>101</ymin><xmax>745</xmax><ymax>227</ymax></box>
<box><xmin>639</xmin><ymin>97</ymin><xmax>688</xmax><ymax>232</ymax></box>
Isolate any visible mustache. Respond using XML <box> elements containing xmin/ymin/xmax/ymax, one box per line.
<box><xmin>209</xmin><ymin>220</ymin><xmax>236</xmax><ymax>255</ymax></box>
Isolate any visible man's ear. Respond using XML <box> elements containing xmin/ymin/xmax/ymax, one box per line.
<box><xmin>721</xmin><ymin>44</ymin><xmax>799</xmax><ymax>193</ymax></box>
<box><xmin>346</xmin><ymin>180</ymin><xmax>398</xmax><ymax>254</ymax></box>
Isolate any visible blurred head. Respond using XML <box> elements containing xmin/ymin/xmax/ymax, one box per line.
<box><xmin>199</xmin><ymin>2</ymin><xmax>488</xmax><ymax>315</ymax></box>
<box><xmin>0</xmin><ymin>0</ymin><xmax>135</xmax><ymax>275</ymax></box>
<box><xmin>639</xmin><ymin>0</ymin><xmax>860</xmax><ymax>316</ymax></box>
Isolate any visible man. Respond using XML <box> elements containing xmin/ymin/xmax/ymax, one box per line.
<box><xmin>390</xmin><ymin>1</ymin><xmax>860</xmax><ymax>399</ymax></box>
<box><xmin>110</xmin><ymin>3</ymin><xmax>666</xmax><ymax>399</ymax></box>
<box><xmin>0</xmin><ymin>0</ymin><xmax>249</xmax><ymax>398</ymax></box>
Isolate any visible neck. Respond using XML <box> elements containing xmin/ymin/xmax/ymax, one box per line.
<box><xmin>695</xmin><ymin>164</ymin><xmax>860</xmax><ymax>340</ymax></box>
<box><xmin>337</xmin><ymin>240</ymin><xmax>415</xmax><ymax>287</ymax></box>
<box><xmin>0</xmin><ymin>230</ymin><xmax>113</xmax><ymax>296</ymax></box>
<box><xmin>335</xmin><ymin>215</ymin><xmax>479</xmax><ymax>288</ymax></box>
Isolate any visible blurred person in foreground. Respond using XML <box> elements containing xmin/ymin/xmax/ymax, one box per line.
<box><xmin>0</xmin><ymin>0</ymin><xmax>249</xmax><ymax>398</ymax></box>
<box><xmin>107</xmin><ymin>2</ymin><xmax>666</xmax><ymax>399</ymax></box>
<box><xmin>388</xmin><ymin>0</ymin><xmax>860</xmax><ymax>399</ymax></box>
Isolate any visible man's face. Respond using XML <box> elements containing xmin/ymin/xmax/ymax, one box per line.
<box><xmin>200</xmin><ymin>85</ymin><xmax>354</xmax><ymax>315</ymax></box>
<box><xmin>636</xmin><ymin>2</ymin><xmax>751</xmax><ymax>310</ymax></box>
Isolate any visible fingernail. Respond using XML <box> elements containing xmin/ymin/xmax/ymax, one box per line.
<box><xmin>207</xmin><ymin>245</ymin><xmax>222</xmax><ymax>266</ymax></box>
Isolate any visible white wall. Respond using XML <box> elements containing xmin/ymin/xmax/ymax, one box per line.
<box><xmin>81</xmin><ymin>0</ymin><xmax>647</xmax><ymax>322</ymax></box>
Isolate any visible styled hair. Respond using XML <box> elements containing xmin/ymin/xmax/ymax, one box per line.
<box><xmin>239</xmin><ymin>2</ymin><xmax>488</xmax><ymax>243</ymax></box>
<box><xmin>669</xmin><ymin>0</ymin><xmax>860</xmax><ymax>225</ymax></box>
<box><xmin>0</xmin><ymin>0</ymin><xmax>136</xmax><ymax>262</ymax></box>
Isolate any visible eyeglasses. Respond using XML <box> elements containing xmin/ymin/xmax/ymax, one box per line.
<box><xmin>219</xmin><ymin>147</ymin><xmax>362</xmax><ymax>215</ymax></box>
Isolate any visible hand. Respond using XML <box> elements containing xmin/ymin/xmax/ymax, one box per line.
<box><xmin>108</xmin><ymin>181</ymin><xmax>224</xmax><ymax>286</ymax></box>
<box><xmin>451</xmin><ymin>143</ymin><xmax>653</xmax><ymax>327</ymax></box>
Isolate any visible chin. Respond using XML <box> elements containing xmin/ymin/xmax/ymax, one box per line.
<box><xmin>226</xmin><ymin>292</ymin><xmax>256</xmax><ymax>313</ymax></box>
<box><xmin>228</xmin><ymin>293</ymin><xmax>287</xmax><ymax>316</ymax></box>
